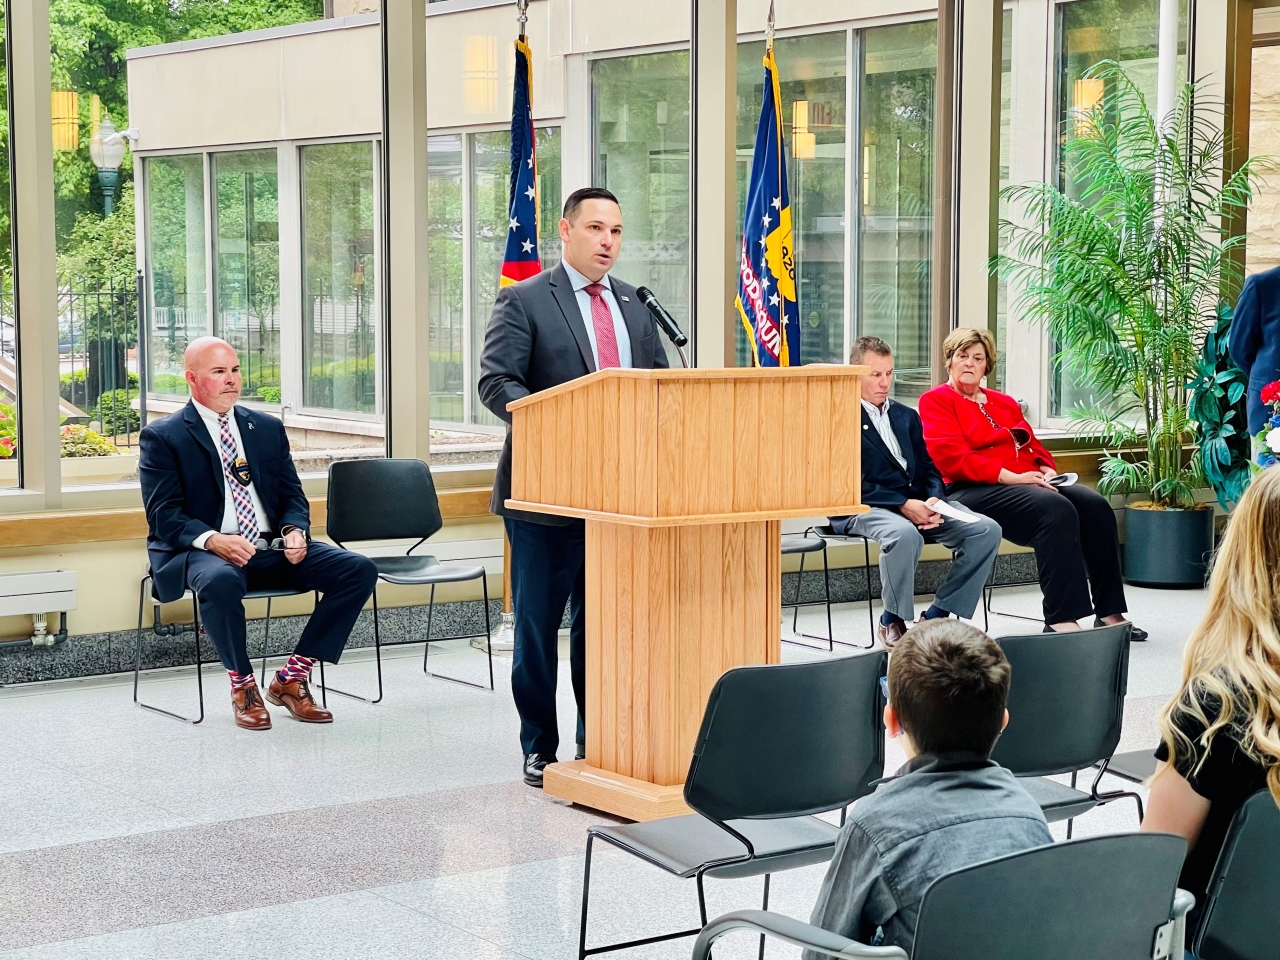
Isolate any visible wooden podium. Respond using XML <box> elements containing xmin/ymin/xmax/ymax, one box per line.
<box><xmin>505</xmin><ymin>366</ymin><xmax>868</xmax><ymax>821</ymax></box>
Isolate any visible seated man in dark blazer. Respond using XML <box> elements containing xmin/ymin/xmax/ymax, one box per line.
<box><xmin>1229</xmin><ymin>264</ymin><xmax>1280</xmax><ymax>435</ymax></box>
<box><xmin>139</xmin><ymin>337</ymin><xmax>377</xmax><ymax>730</ymax></box>
<box><xmin>829</xmin><ymin>337</ymin><xmax>1001</xmax><ymax>648</ymax></box>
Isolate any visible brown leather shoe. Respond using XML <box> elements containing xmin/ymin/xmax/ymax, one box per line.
<box><xmin>231</xmin><ymin>684</ymin><xmax>272</xmax><ymax>730</ymax></box>
<box><xmin>266</xmin><ymin>675</ymin><xmax>333</xmax><ymax>723</ymax></box>
<box><xmin>878</xmin><ymin>619</ymin><xmax>908</xmax><ymax>649</ymax></box>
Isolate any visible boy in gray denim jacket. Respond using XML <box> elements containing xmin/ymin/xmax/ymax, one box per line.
<box><xmin>806</xmin><ymin>620</ymin><xmax>1052</xmax><ymax>956</ymax></box>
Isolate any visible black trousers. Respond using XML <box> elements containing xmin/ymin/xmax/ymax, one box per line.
<box><xmin>186</xmin><ymin>542</ymin><xmax>379</xmax><ymax>676</ymax></box>
<box><xmin>947</xmin><ymin>482</ymin><xmax>1127</xmax><ymax>624</ymax></box>
<box><xmin>505</xmin><ymin>516</ymin><xmax>585</xmax><ymax>757</ymax></box>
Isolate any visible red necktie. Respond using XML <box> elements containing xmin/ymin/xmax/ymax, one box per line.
<box><xmin>584</xmin><ymin>282</ymin><xmax>621</xmax><ymax>369</ymax></box>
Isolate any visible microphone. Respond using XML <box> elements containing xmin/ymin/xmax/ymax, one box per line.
<box><xmin>636</xmin><ymin>286</ymin><xmax>689</xmax><ymax>348</ymax></box>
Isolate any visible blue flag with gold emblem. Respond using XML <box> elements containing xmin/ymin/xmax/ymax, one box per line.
<box><xmin>501</xmin><ymin>38</ymin><xmax>540</xmax><ymax>287</ymax></box>
<box><xmin>736</xmin><ymin>43</ymin><xmax>799</xmax><ymax>366</ymax></box>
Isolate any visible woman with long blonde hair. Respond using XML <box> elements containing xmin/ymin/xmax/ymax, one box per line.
<box><xmin>1143</xmin><ymin>467</ymin><xmax>1280</xmax><ymax>934</ymax></box>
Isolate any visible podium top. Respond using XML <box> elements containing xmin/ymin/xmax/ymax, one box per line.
<box><xmin>506</xmin><ymin>365</ymin><xmax>870</xmax><ymax>526</ymax></box>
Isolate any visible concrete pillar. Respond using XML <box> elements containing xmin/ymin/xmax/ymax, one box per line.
<box><xmin>383</xmin><ymin>0</ymin><xmax>432</xmax><ymax>458</ymax></box>
<box><xmin>931</xmin><ymin>0</ymin><xmax>958</xmax><ymax>384</ymax></box>
<box><xmin>954</xmin><ymin>0</ymin><xmax>1004</xmax><ymax>342</ymax></box>
<box><xmin>690</xmin><ymin>0</ymin><xmax>738</xmax><ymax>368</ymax></box>
<box><xmin>9</xmin><ymin>0</ymin><xmax>61</xmax><ymax>506</ymax></box>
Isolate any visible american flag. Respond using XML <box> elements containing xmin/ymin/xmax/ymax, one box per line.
<box><xmin>500</xmin><ymin>38</ymin><xmax>540</xmax><ymax>287</ymax></box>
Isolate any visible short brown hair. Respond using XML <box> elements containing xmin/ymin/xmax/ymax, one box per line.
<box><xmin>849</xmin><ymin>335</ymin><xmax>892</xmax><ymax>365</ymax></box>
<box><xmin>888</xmin><ymin>620</ymin><xmax>1011</xmax><ymax>756</ymax></box>
<box><xmin>941</xmin><ymin>327</ymin><xmax>997</xmax><ymax>376</ymax></box>
<box><xmin>563</xmin><ymin>186</ymin><xmax>620</xmax><ymax>222</ymax></box>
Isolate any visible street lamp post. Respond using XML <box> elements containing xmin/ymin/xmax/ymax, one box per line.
<box><xmin>89</xmin><ymin>117</ymin><xmax>127</xmax><ymax>216</ymax></box>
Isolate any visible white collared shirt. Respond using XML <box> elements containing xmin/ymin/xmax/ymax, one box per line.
<box><xmin>861</xmin><ymin>397</ymin><xmax>908</xmax><ymax>471</ymax></box>
<box><xmin>561</xmin><ymin>259</ymin><xmax>634</xmax><ymax>369</ymax></box>
<box><xmin>190</xmin><ymin>398</ymin><xmax>271</xmax><ymax>549</ymax></box>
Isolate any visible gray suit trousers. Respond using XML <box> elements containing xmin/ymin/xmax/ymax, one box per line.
<box><xmin>844</xmin><ymin>506</ymin><xmax>1001</xmax><ymax>622</ymax></box>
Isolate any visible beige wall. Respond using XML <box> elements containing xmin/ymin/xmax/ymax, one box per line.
<box><xmin>0</xmin><ymin>515</ymin><xmax>504</xmax><ymax>640</ymax></box>
<box><xmin>127</xmin><ymin>18</ymin><xmax>382</xmax><ymax>151</ymax></box>
<box><xmin>1249</xmin><ymin>42</ymin><xmax>1280</xmax><ymax>276</ymax></box>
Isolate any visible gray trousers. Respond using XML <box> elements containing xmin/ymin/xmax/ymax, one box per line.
<box><xmin>843</xmin><ymin>506</ymin><xmax>1001</xmax><ymax>622</ymax></box>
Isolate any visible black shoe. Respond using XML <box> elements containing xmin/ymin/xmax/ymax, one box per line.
<box><xmin>523</xmin><ymin>753</ymin><xmax>557</xmax><ymax>788</ymax></box>
<box><xmin>575</xmin><ymin>743</ymin><xmax>585</xmax><ymax>761</ymax></box>
<box><xmin>1095</xmin><ymin>617</ymin><xmax>1147</xmax><ymax>642</ymax></box>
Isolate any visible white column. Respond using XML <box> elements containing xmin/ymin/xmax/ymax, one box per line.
<box><xmin>690</xmin><ymin>0</ymin><xmax>737</xmax><ymax>368</ymax></box>
<box><xmin>1156</xmin><ymin>0</ymin><xmax>1180</xmax><ymax>133</ymax></box>
<box><xmin>384</xmin><ymin>0</ymin><xmax>432</xmax><ymax>459</ymax></box>
<box><xmin>9</xmin><ymin>0</ymin><xmax>61</xmax><ymax>506</ymax></box>
<box><xmin>277</xmin><ymin>143</ymin><xmax>304</xmax><ymax>415</ymax></box>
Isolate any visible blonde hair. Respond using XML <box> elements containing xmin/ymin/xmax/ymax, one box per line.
<box><xmin>942</xmin><ymin>327</ymin><xmax>997</xmax><ymax>376</ymax></box>
<box><xmin>1158</xmin><ymin>468</ymin><xmax>1280</xmax><ymax>805</ymax></box>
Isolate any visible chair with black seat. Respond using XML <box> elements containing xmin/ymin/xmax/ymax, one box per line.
<box><xmin>134</xmin><ymin>566</ymin><xmax>308</xmax><ymax>724</ymax></box>
<box><xmin>1099</xmin><ymin>747</ymin><xmax>1159</xmax><ymax>785</ymax></box>
<box><xmin>780</xmin><ymin>530</ymin><xmax>837</xmax><ymax>650</ymax></box>
<box><xmin>321</xmin><ymin>457</ymin><xmax>493</xmax><ymax>704</ymax></box>
<box><xmin>990</xmin><ymin>622</ymin><xmax>1143</xmax><ymax>836</ymax></box>
<box><xmin>1192</xmin><ymin>788</ymin><xmax>1280</xmax><ymax>960</ymax></box>
<box><xmin>793</xmin><ymin>524</ymin><xmax>877</xmax><ymax>650</ymax></box>
<box><xmin>577</xmin><ymin>649</ymin><xmax>887</xmax><ymax>960</ymax></box>
<box><xmin>691</xmin><ymin>832</ymin><xmax>1194</xmax><ymax>960</ymax></box>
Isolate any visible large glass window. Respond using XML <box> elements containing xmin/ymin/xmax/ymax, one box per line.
<box><xmin>301</xmin><ymin>141</ymin><xmax>378</xmax><ymax>415</ymax></box>
<box><xmin>736</xmin><ymin>32</ymin><xmax>847</xmax><ymax>366</ymax></box>
<box><xmin>1050</xmin><ymin>0</ymin><xmax>1186</xmax><ymax>415</ymax></box>
<box><xmin>592</xmin><ymin>52</ymin><xmax>691</xmax><ymax>352</ymax></box>
<box><xmin>857</xmin><ymin>21</ymin><xmax>937</xmax><ymax>401</ymax></box>
<box><xmin>214</xmin><ymin>150</ymin><xmax>281</xmax><ymax>403</ymax></box>
<box><xmin>468</xmin><ymin>127</ymin><xmax>561</xmax><ymax>428</ymax></box>
<box><xmin>428</xmin><ymin>134</ymin><xmax>465</xmax><ymax>422</ymax></box>
<box><xmin>146</xmin><ymin>155</ymin><xmax>208</xmax><ymax>398</ymax></box>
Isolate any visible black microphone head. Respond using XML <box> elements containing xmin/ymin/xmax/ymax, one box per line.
<box><xmin>636</xmin><ymin>285</ymin><xmax>657</xmax><ymax>304</ymax></box>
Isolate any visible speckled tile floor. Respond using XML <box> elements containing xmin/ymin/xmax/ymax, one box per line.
<box><xmin>0</xmin><ymin>581</ymin><xmax>1205</xmax><ymax>959</ymax></box>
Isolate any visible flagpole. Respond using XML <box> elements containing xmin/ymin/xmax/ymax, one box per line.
<box><xmin>766</xmin><ymin>0</ymin><xmax>775</xmax><ymax>47</ymax></box>
<box><xmin>516</xmin><ymin>0</ymin><xmax>528</xmax><ymax>40</ymax></box>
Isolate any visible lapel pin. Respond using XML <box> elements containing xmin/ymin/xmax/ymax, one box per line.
<box><xmin>621</xmin><ymin>295</ymin><xmax>630</xmax><ymax>302</ymax></box>
<box><xmin>863</xmin><ymin>424</ymin><xmax>869</xmax><ymax>430</ymax></box>
<box><xmin>247</xmin><ymin>422</ymin><xmax>254</xmax><ymax>430</ymax></box>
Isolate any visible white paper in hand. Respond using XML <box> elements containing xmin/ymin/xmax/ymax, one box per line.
<box><xmin>1047</xmin><ymin>472</ymin><xmax>1078</xmax><ymax>487</ymax></box>
<box><xmin>928</xmin><ymin>499</ymin><xmax>983</xmax><ymax>524</ymax></box>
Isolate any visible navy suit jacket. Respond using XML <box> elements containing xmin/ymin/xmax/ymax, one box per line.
<box><xmin>138</xmin><ymin>402</ymin><xmax>310</xmax><ymax>603</ymax></box>
<box><xmin>830</xmin><ymin>402</ymin><xmax>947</xmax><ymax>534</ymax></box>
<box><xmin>1229</xmin><ymin>264</ymin><xmax>1280</xmax><ymax>434</ymax></box>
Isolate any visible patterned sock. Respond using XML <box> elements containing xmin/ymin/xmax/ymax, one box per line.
<box><xmin>277</xmin><ymin>654</ymin><xmax>316</xmax><ymax>684</ymax></box>
<box><xmin>228</xmin><ymin>670</ymin><xmax>256</xmax><ymax>692</ymax></box>
<box><xmin>923</xmin><ymin>604</ymin><xmax>950</xmax><ymax>620</ymax></box>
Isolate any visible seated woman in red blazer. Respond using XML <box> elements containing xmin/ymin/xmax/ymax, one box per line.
<box><xmin>918</xmin><ymin>327</ymin><xmax>1145</xmax><ymax>639</ymax></box>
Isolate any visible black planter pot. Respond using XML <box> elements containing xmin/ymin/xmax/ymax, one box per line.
<box><xmin>1123</xmin><ymin>505</ymin><xmax>1215</xmax><ymax>588</ymax></box>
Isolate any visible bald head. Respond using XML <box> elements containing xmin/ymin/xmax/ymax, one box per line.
<box><xmin>184</xmin><ymin>337</ymin><xmax>242</xmax><ymax>413</ymax></box>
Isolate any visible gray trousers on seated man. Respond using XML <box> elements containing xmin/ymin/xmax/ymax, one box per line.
<box><xmin>841</xmin><ymin>509</ymin><xmax>1001</xmax><ymax>621</ymax></box>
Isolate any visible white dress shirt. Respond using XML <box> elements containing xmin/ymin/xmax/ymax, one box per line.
<box><xmin>190</xmin><ymin>399</ymin><xmax>271</xmax><ymax>549</ymax></box>
<box><xmin>561</xmin><ymin>259</ymin><xmax>634</xmax><ymax>369</ymax></box>
<box><xmin>862</xmin><ymin>398</ymin><xmax>908</xmax><ymax>471</ymax></box>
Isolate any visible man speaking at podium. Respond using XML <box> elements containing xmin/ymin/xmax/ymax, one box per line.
<box><xmin>479</xmin><ymin>187</ymin><xmax>669</xmax><ymax>787</ymax></box>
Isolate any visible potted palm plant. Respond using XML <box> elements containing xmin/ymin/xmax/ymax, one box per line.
<box><xmin>997</xmin><ymin>63</ymin><xmax>1260</xmax><ymax>586</ymax></box>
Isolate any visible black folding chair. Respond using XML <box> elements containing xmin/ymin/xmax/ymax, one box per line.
<box><xmin>1100</xmin><ymin>748</ymin><xmax>1159</xmax><ymax>784</ymax></box>
<box><xmin>793</xmin><ymin>525</ymin><xmax>877</xmax><ymax>650</ymax></box>
<box><xmin>321</xmin><ymin>458</ymin><xmax>493</xmax><ymax>704</ymax></box>
<box><xmin>692</xmin><ymin>832</ymin><xmax>1194</xmax><ymax>960</ymax></box>
<box><xmin>1192</xmin><ymin>788</ymin><xmax>1280</xmax><ymax>960</ymax></box>
<box><xmin>577</xmin><ymin>650</ymin><xmax>887</xmax><ymax>959</ymax></box>
<box><xmin>990</xmin><ymin>623</ymin><xmax>1143</xmax><ymax>835</ymax></box>
<box><xmin>134</xmin><ymin>567</ymin><xmax>307</xmax><ymax>723</ymax></box>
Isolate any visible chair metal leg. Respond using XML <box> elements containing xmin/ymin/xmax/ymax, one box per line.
<box><xmin>822</xmin><ymin>547</ymin><xmax>834</xmax><ymax>652</ymax></box>
<box><xmin>317</xmin><ymin>587</ymin><xmax>384</xmax><ymax>705</ymax></box>
<box><xmin>863</xmin><ymin>537</ymin><xmax>876</xmax><ymax>649</ymax></box>
<box><xmin>759</xmin><ymin>874</ymin><xmax>771</xmax><ymax>960</ymax></box>
<box><xmin>1090</xmin><ymin>759</ymin><xmax>1146</xmax><ymax>824</ymax></box>
<box><xmin>578</xmin><ymin>833</ymin><xmax>706</xmax><ymax>959</ymax></box>
<box><xmin>133</xmin><ymin>577</ymin><xmax>204</xmax><ymax>725</ymax></box>
<box><xmin>1067</xmin><ymin>770</ymin><xmax>1077</xmax><ymax>839</ymax></box>
<box><xmin>424</xmin><ymin>577</ymin><xmax>495</xmax><ymax>690</ymax></box>
<box><xmin>258</xmin><ymin>598</ymin><xmax>274</xmax><ymax>687</ymax></box>
<box><xmin>985</xmin><ymin>578</ymin><xmax>1044</xmax><ymax>624</ymax></box>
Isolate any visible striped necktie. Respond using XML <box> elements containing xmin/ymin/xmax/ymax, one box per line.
<box><xmin>217</xmin><ymin>413</ymin><xmax>260</xmax><ymax>541</ymax></box>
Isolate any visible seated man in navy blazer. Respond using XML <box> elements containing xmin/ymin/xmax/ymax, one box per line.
<box><xmin>829</xmin><ymin>337</ymin><xmax>1001</xmax><ymax>648</ymax></box>
<box><xmin>139</xmin><ymin>337</ymin><xmax>377</xmax><ymax>730</ymax></box>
